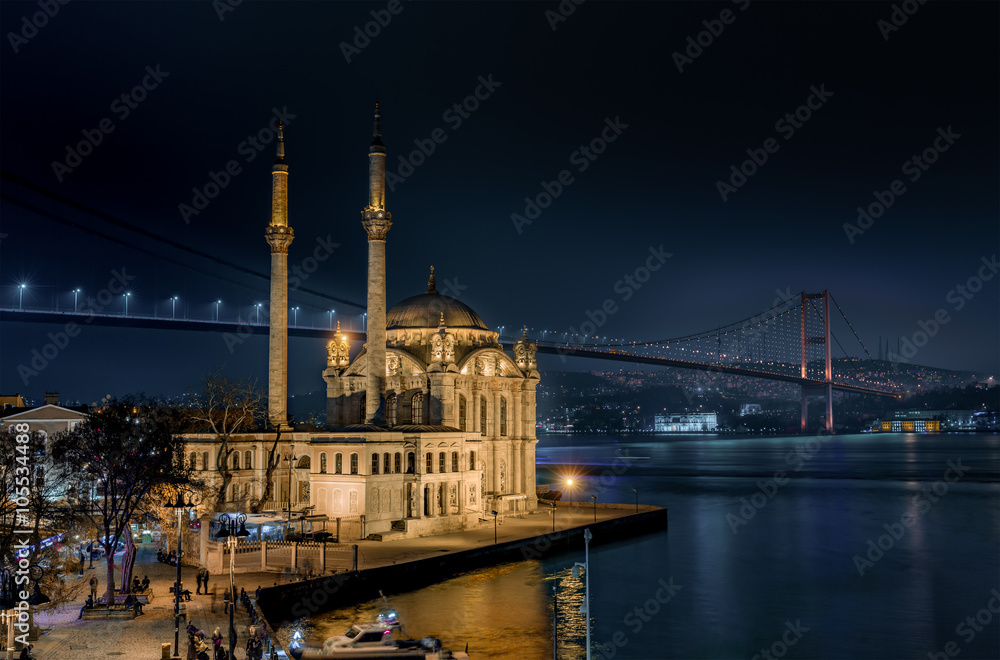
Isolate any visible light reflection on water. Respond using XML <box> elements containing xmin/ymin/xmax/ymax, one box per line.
<box><xmin>288</xmin><ymin>433</ymin><xmax>999</xmax><ymax>659</ymax></box>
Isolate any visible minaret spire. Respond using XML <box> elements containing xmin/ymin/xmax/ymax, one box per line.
<box><xmin>275</xmin><ymin>120</ymin><xmax>286</xmax><ymax>162</ymax></box>
<box><xmin>362</xmin><ymin>99</ymin><xmax>392</xmax><ymax>425</ymax></box>
<box><xmin>265</xmin><ymin>122</ymin><xmax>293</xmax><ymax>429</ymax></box>
<box><xmin>372</xmin><ymin>97</ymin><xmax>383</xmax><ymax>146</ymax></box>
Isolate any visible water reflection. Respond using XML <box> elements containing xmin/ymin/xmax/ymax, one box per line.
<box><xmin>287</xmin><ymin>433</ymin><xmax>999</xmax><ymax>659</ymax></box>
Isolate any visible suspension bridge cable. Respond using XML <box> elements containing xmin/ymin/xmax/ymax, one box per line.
<box><xmin>830</xmin><ymin>292</ymin><xmax>875</xmax><ymax>361</ymax></box>
<box><xmin>565</xmin><ymin>295</ymin><xmax>801</xmax><ymax>347</ymax></box>
<box><xmin>0</xmin><ymin>171</ymin><xmax>365</xmax><ymax>310</ymax></box>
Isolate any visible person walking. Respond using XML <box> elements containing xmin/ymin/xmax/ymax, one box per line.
<box><xmin>222</xmin><ymin>587</ymin><xmax>230</xmax><ymax>615</ymax></box>
<box><xmin>211</xmin><ymin>628</ymin><xmax>222</xmax><ymax>660</ymax></box>
<box><xmin>195</xmin><ymin>568</ymin><xmax>203</xmax><ymax>595</ymax></box>
<box><xmin>89</xmin><ymin>575</ymin><xmax>98</xmax><ymax>602</ymax></box>
<box><xmin>202</xmin><ymin>567</ymin><xmax>209</xmax><ymax>593</ymax></box>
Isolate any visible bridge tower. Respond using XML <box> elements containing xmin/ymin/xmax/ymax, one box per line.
<box><xmin>265</xmin><ymin>122</ymin><xmax>294</xmax><ymax>429</ymax></box>
<box><xmin>800</xmin><ymin>290</ymin><xmax>833</xmax><ymax>433</ymax></box>
<box><xmin>362</xmin><ymin>99</ymin><xmax>392</xmax><ymax>425</ymax></box>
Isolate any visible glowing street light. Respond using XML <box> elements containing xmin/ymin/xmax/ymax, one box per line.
<box><xmin>565</xmin><ymin>478</ymin><xmax>574</xmax><ymax>506</ymax></box>
<box><xmin>328</xmin><ymin>309</ymin><xmax>335</xmax><ymax>329</ymax></box>
<box><xmin>123</xmin><ymin>292</ymin><xmax>131</xmax><ymax>316</ymax></box>
<box><xmin>292</xmin><ymin>307</ymin><xmax>299</xmax><ymax>327</ymax></box>
<box><xmin>17</xmin><ymin>284</ymin><xmax>26</xmax><ymax>310</ymax></box>
<box><xmin>171</xmin><ymin>296</ymin><xmax>178</xmax><ymax>319</ymax></box>
<box><xmin>255</xmin><ymin>303</ymin><xmax>262</xmax><ymax>324</ymax></box>
<box><xmin>215</xmin><ymin>300</ymin><xmax>221</xmax><ymax>322</ymax></box>
<box><xmin>362</xmin><ymin>313</ymin><xmax>367</xmax><ymax>331</ymax></box>
<box><xmin>74</xmin><ymin>288</ymin><xmax>81</xmax><ymax>313</ymax></box>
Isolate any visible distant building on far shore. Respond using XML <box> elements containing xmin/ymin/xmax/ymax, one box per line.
<box><xmin>654</xmin><ymin>412</ymin><xmax>718</xmax><ymax>432</ymax></box>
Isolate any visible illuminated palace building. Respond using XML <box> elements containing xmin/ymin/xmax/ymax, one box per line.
<box><xmin>184</xmin><ymin>104</ymin><xmax>540</xmax><ymax>538</ymax></box>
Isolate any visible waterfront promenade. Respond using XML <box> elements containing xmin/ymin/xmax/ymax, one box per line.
<box><xmin>27</xmin><ymin>504</ymin><xmax>648</xmax><ymax>659</ymax></box>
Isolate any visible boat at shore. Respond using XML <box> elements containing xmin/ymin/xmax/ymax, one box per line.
<box><xmin>295</xmin><ymin>612</ymin><xmax>468</xmax><ymax>659</ymax></box>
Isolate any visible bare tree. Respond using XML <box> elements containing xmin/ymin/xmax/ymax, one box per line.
<box><xmin>186</xmin><ymin>372</ymin><xmax>264</xmax><ymax>511</ymax></box>
<box><xmin>248</xmin><ymin>423</ymin><xmax>284</xmax><ymax>514</ymax></box>
<box><xmin>50</xmin><ymin>395</ymin><xmax>191</xmax><ymax>605</ymax></box>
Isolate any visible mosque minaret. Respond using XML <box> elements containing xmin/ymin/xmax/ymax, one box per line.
<box><xmin>361</xmin><ymin>100</ymin><xmax>391</xmax><ymax>425</ymax></box>
<box><xmin>264</xmin><ymin>122</ymin><xmax>293</xmax><ymax>429</ymax></box>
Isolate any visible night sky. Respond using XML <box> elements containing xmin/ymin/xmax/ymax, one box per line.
<box><xmin>1</xmin><ymin>1</ymin><xmax>997</xmax><ymax>404</ymax></box>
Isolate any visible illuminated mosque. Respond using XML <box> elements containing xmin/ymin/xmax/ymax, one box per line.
<box><xmin>185</xmin><ymin>103</ymin><xmax>540</xmax><ymax>539</ymax></box>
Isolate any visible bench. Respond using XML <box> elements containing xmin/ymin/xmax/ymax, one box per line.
<box><xmin>80</xmin><ymin>607</ymin><xmax>137</xmax><ymax>619</ymax></box>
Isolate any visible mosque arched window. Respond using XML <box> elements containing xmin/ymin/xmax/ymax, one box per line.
<box><xmin>480</xmin><ymin>396</ymin><xmax>487</xmax><ymax>436</ymax></box>
<box><xmin>458</xmin><ymin>395</ymin><xmax>467</xmax><ymax>431</ymax></box>
<box><xmin>387</xmin><ymin>394</ymin><xmax>397</xmax><ymax>426</ymax></box>
<box><xmin>412</xmin><ymin>393</ymin><xmax>424</xmax><ymax>424</ymax></box>
<box><xmin>500</xmin><ymin>396</ymin><xmax>508</xmax><ymax>436</ymax></box>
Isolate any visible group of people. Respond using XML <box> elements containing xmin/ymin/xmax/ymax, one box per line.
<box><xmin>186</xmin><ymin>622</ymin><xmax>225</xmax><ymax>660</ymax></box>
<box><xmin>196</xmin><ymin>566</ymin><xmax>211</xmax><ymax>594</ymax></box>
<box><xmin>78</xmin><ymin>574</ymin><xmax>148</xmax><ymax>618</ymax></box>
<box><xmin>157</xmin><ymin>548</ymin><xmax>182</xmax><ymax>565</ymax></box>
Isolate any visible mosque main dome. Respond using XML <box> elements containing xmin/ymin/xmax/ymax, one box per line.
<box><xmin>385</xmin><ymin>267</ymin><xmax>489</xmax><ymax>331</ymax></box>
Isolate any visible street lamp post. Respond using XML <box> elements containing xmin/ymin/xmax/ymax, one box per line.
<box><xmin>328</xmin><ymin>310</ymin><xmax>334</xmax><ymax>329</ymax></box>
<box><xmin>215</xmin><ymin>300</ymin><xmax>221</xmax><ymax>322</ymax></box>
<box><xmin>256</xmin><ymin>303</ymin><xmax>262</xmax><ymax>324</ymax></box>
<box><xmin>74</xmin><ymin>288</ymin><xmax>81</xmax><ymax>313</ymax></box>
<box><xmin>171</xmin><ymin>297</ymin><xmax>178</xmax><ymax>319</ymax></box>
<box><xmin>292</xmin><ymin>307</ymin><xmax>299</xmax><ymax>327</ymax></box>
<box><xmin>491</xmin><ymin>510</ymin><xmax>498</xmax><ymax>544</ymax></box>
<box><xmin>362</xmin><ymin>313</ymin><xmax>367</xmax><ymax>331</ymax></box>
<box><xmin>17</xmin><ymin>284</ymin><xmax>25</xmax><ymax>311</ymax></box>
<box><xmin>123</xmin><ymin>292</ymin><xmax>131</xmax><ymax>316</ymax></box>
<box><xmin>215</xmin><ymin>514</ymin><xmax>249</xmax><ymax>660</ymax></box>
<box><xmin>283</xmin><ymin>446</ymin><xmax>298</xmax><ymax>538</ymax></box>
<box><xmin>572</xmin><ymin>528</ymin><xmax>593</xmax><ymax>660</ymax></box>
<box><xmin>165</xmin><ymin>492</ymin><xmax>194</xmax><ymax>660</ymax></box>
<box><xmin>550</xmin><ymin>501</ymin><xmax>556</xmax><ymax>532</ymax></box>
<box><xmin>565</xmin><ymin>478</ymin><xmax>574</xmax><ymax>506</ymax></box>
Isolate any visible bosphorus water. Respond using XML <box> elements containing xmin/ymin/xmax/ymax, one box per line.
<box><xmin>301</xmin><ymin>432</ymin><xmax>1000</xmax><ymax>659</ymax></box>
